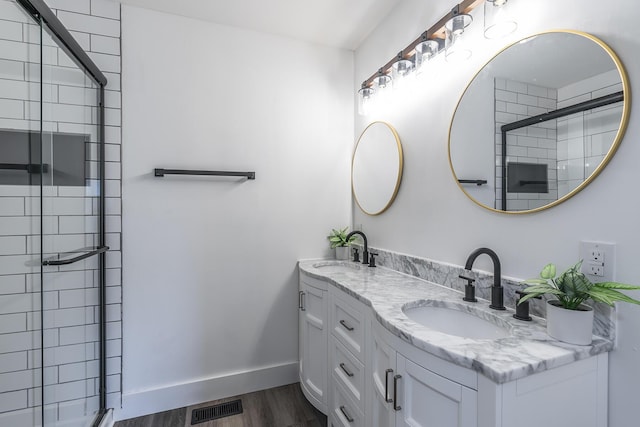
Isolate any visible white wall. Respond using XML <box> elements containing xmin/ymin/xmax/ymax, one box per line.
<box><xmin>354</xmin><ymin>1</ymin><xmax>639</xmax><ymax>426</ymax></box>
<box><xmin>120</xmin><ymin>5</ymin><xmax>353</xmax><ymax>420</ymax></box>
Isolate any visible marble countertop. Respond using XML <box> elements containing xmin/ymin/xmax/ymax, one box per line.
<box><xmin>298</xmin><ymin>259</ymin><xmax>613</xmax><ymax>384</ymax></box>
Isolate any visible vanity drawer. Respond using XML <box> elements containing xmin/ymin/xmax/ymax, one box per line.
<box><xmin>329</xmin><ymin>290</ymin><xmax>365</xmax><ymax>362</ymax></box>
<box><xmin>330</xmin><ymin>374</ymin><xmax>365</xmax><ymax>427</ymax></box>
<box><xmin>330</xmin><ymin>336</ymin><xmax>365</xmax><ymax>411</ymax></box>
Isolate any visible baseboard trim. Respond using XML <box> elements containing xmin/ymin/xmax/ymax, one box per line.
<box><xmin>114</xmin><ymin>361</ymin><xmax>298</xmax><ymax>421</ymax></box>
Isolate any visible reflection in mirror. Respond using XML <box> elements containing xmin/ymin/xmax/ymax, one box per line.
<box><xmin>449</xmin><ymin>31</ymin><xmax>629</xmax><ymax>213</ymax></box>
<box><xmin>352</xmin><ymin>122</ymin><xmax>403</xmax><ymax>215</ymax></box>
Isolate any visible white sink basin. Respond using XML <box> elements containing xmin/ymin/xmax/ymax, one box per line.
<box><xmin>402</xmin><ymin>302</ymin><xmax>511</xmax><ymax>340</ymax></box>
<box><xmin>312</xmin><ymin>261</ymin><xmax>361</xmax><ymax>273</ymax></box>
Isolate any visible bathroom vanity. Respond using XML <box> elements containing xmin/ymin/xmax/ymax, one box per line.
<box><xmin>297</xmin><ymin>260</ymin><xmax>611</xmax><ymax>427</ymax></box>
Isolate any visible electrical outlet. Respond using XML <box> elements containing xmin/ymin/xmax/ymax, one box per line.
<box><xmin>588</xmin><ymin>263</ymin><xmax>604</xmax><ymax>277</ymax></box>
<box><xmin>589</xmin><ymin>247</ymin><xmax>604</xmax><ymax>263</ymax></box>
<box><xmin>579</xmin><ymin>241</ymin><xmax>616</xmax><ymax>282</ymax></box>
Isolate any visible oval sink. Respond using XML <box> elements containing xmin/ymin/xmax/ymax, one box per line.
<box><xmin>402</xmin><ymin>302</ymin><xmax>511</xmax><ymax>340</ymax></box>
<box><xmin>312</xmin><ymin>261</ymin><xmax>361</xmax><ymax>273</ymax></box>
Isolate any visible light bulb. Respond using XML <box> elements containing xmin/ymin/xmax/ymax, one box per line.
<box><xmin>484</xmin><ymin>0</ymin><xmax>517</xmax><ymax>39</ymax></box>
<box><xmin>415</xmin><ymin>39</ymin><xmax>439</xmax><ymax>72</ymax></box>
<box><xmin>372</xmin><ymin>74</ymin><xmax>391</xmax><ymax>90</ymax></box>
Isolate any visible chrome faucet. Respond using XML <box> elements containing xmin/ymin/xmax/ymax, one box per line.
<box><xmin>464</xmin><ymin>247</ymin><xmax>505</xmax><ymax>310</ymax></box>
<box><xmin>346</xmin><ymin>231</ymin><xmax>369</xmax><ymax>266</ymax></box>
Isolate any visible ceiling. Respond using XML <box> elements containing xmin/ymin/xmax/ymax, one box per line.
<box><xmin>116</xmin><ymin>0</ymin><xmax>401</xmax><ymax>50</ymax></box>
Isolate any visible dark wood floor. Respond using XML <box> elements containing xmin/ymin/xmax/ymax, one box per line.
<box><xmin>114</xmin><ymin>383</ymin><xmax>327</xmax><ymax>427</ymax></box>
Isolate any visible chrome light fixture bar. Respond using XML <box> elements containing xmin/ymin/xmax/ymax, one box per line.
<box><xmin>357</xmin><ymin>0</ymin><xmax>517</xmax><ymax>110</ymax></box>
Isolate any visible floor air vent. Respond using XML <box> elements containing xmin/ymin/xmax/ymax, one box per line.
<box><xmin>191</xmin><ymin>399</ymin><xmax>243</xmax><ymax>425</ymax></box>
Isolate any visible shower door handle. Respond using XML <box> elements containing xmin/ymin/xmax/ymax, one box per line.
<box><xmin>42</xmin><ymin>245</ymin><xmax>109</xmax><ymax>266</ymax></box>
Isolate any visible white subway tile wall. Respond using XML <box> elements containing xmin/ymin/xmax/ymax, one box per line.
<box><xmin>556</xmin><ymin>69</ymin><xmax>623</xmax><ymax>198</ymax></box>
<box><xmin>495</xmin><ymin>77</ymin><xmax>558</xmax><ymax>211</ymax></box>
<box><xmin>494</xmin><ymin>71</ymin><xmax>623</xmax><ymax>211</ymax></box>
<box><xmin>0</xmin><ymin>1</ymin><xmax>122</xmax><ymax>425</ymax></box>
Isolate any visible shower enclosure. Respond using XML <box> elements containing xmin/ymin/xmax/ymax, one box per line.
<box><xmin>1</xmin><ymin>0</ymin><xmax>108</xmax><ymax>426</ymax></box>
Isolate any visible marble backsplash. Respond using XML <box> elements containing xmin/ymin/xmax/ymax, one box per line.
<box><xmin>354</xmin><ymin>245</ymin><xmax>615</xmax><ymax>340</ymax></box>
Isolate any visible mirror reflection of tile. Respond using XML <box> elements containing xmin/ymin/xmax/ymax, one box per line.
<box><xmin>496</xmin><ymin>69</ymin><xmax>622</xmax><ymax>211</ymax></box>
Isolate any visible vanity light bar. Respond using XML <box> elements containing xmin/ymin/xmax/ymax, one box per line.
<box><xmin>360</xmin><ymin>0</ymin><xmax>483</xmax><ymax>90</ymax></box>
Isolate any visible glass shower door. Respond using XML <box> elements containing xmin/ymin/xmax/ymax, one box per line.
<box><xmin>0</xmin><ymin>2</ymin><xmax>43</xmax><ymax>426</ymax></box>
<box><xmin>1</xmin><ymin>1</ymin><xmax>106</xmax><ymax>426</ymax></box>
<box><xmin>38</xmin><ymin>20</ymin><xmax>104</xmax><ymax>427</ymax></box>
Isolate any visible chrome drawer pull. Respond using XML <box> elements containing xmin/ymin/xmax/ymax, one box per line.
<box><xmin>339</xmin><ymin>405</ymin><xmax>354</xmax><ymax>423</ymax></box>
<box><xmin>339</xmin><ymin>319</ymin><xmax>354</xmax><ymax>331</ymax></box>
<box><xmin>393</xmin><ymin>374</ymin><xmax>402</xmax><ymax>411</ymax></box>
<box><xmin>339</xmin><ymin>363</ymin><xmax>354</xmax><ymax>377</ymax></box>
<box><xmin>384</xmin><ymin>368</ymin><xmax>394</xmax><ymax>403</ymax></box>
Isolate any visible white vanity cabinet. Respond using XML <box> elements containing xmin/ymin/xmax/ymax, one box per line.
<box><xmin>298</xmin><ymin>272</ymin><xmax>328</xmax><ymax>413</ymax></box>
<box><xmin>299</xmin><ymin>266</ymin><xmax>609</xmax><ymax>427</ymax></box>
<box><xmin>368</xmin><ymin>318</ymin><xmax>477</xmax><ymax>427</ymax></box>
<box><xmin>328</xmin><ymin>286</ymin><xmax>368</xmax><ymax>427</ymax></box>
<box><xmin>367</xmin><ymin>314</ymin><xmax>607</xmax><ymax>427</ymax></box>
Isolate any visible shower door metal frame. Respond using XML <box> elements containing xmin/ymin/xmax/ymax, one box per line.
<box><xmin>499</xmin><ymin>91</ymin><xmax>624</xmax><ymax>211</ymax></box>
<box><xmin>15</xmin><ymin>0</ymin><xmax>109</xmax><ymax>425</ymax></box>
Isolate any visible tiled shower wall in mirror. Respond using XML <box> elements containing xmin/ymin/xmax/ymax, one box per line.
<box><xmin>494</xmin><ymin>70</ymin><xmax>622</xmax><ymax>211</ymax></box>
<box><xmin>556</xmin><ymin>69</ymin><xmax>623</xmax><ymax>198</ymax></box>
<box><xmin>0</xmin><ymin>0</ymin><xmax>122</xmax><ymax>421</ymax></box>
<box><xmin>494</xmin><ymin>78</ymin><xmax>558</xmax><ymax>211</ymax></box>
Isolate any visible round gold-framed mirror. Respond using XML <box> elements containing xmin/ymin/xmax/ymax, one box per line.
<box><xmin>352</xmin><ymin>121</ymin><xmax>404</xmax><ymax>215</ymax></box>
<box><xmin>449</xmin><ymin>30</ymin><xmax>630</xmax><ymax>214</ymax></box>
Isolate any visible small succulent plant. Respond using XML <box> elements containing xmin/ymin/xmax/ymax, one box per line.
<box><xmin>327</xmin><ymin>227</ymin><xmax>357</xmax><ymax>249</ymax></box>
<box><xmin>519</xmin><ymin>260</ymin><xmax>640</xmax><ymax>310</ymax></box>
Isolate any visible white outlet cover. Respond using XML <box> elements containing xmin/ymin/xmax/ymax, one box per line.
<box><xmin>579</xmin><ymin>241</ymin><xmax>616</xmax><ymax>282</ymax></box>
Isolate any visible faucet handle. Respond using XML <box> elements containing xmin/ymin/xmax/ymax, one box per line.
<box><xmin>352</xmin><ymin>247</ymin><xmax>360</xmax><ymax>263</ymax></box>
<box><xmin>459</xmin><ymin>275</ymin><xmax>477</xmax><ymax>302</ymax></box>
<box><xmin>515</xmin><ymin>290</ymin><xmax>542</xmax><ymax>302</ymax></box>
<box><xmin>458</xmin><ymin>274</ymin><xmax>475</xmax><ymax>284</ymax></box>
<box><xmin>516</xmin><ymin>290</ymin><xmax>540</xmax><ymax>296</ymax></box>
<box><xmin>513</xmin><ymin>290</ymin><xmax>541</xmax><ymax>321</ymax></box>
<box><xmin>368</xmin><ymin>252</ymin><xmax>378</xmax><ymax>268</ymax></box>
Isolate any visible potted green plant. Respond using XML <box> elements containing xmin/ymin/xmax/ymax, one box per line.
<box><xmin>328</xmin><ymin>227</ymin><xmax>357</xmax><ymax>260</ymax></box>
<box><xmin>519</xmin><ymin>260</ymin><xmax>640</xmax><ymax>345</ymax></box>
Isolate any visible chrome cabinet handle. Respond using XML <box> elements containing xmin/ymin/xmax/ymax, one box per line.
<box><xmin>384</xmin><ymin>368</ymin><xmax>394</xmax><ymax>403</ymax></box>
<box><xmin>339</xmin><ymin>363</ymin><xmax>354</xmax><ymax>377</ymax></box>
<box><xmin>393</xmin><ymin>374</ymin><xmax>402</xmax><ymax>411</ymax></box>
<box><xmin>339</xmin><ymin>319</ymin><xmax>354</xmax><ymax>331</ymax></box>
<box><xmin>299</xmin><ymin>291</ymin><xmax>306</xmax><ymax>311</ymax></box>
<box><xmin>339</xmin><ymin>405</ymin><xmax>354</xmax><ymax>423</ymax></box>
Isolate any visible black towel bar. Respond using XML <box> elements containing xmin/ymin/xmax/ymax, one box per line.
<box><xmin>154</xmin><ymin>168</ymin><xmax>255</xmax><ymax>180</ymax></box>
<box><xmin>458</xmin><ymin>179</ymin><xmax>487</xmax><ymax>186</ymax></box>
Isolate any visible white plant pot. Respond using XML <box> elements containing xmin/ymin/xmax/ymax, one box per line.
<box><xmin>335</xmin><ymin>246</ymin><xmax>350</xmax><ymax>260</ymax></box>
<box><xmin>546</xmin><ymin>300</ymin><xmax>594</xmax><ymax>345</ymax></box>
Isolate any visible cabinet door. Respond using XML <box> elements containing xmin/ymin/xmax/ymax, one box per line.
<box><xmin>368</xmin><ymin>322</ymin><xmax>397</xmax><ymax>427</ymax></box>
<box><xmin>395</xmin><ymin>355</ymin><xmax>477</xmax><ymax>427</ymax></box>
<box><xmin>299</xmin><ymin>281</ymin><xmax>328</xmax><ymax>413</ymax></box>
